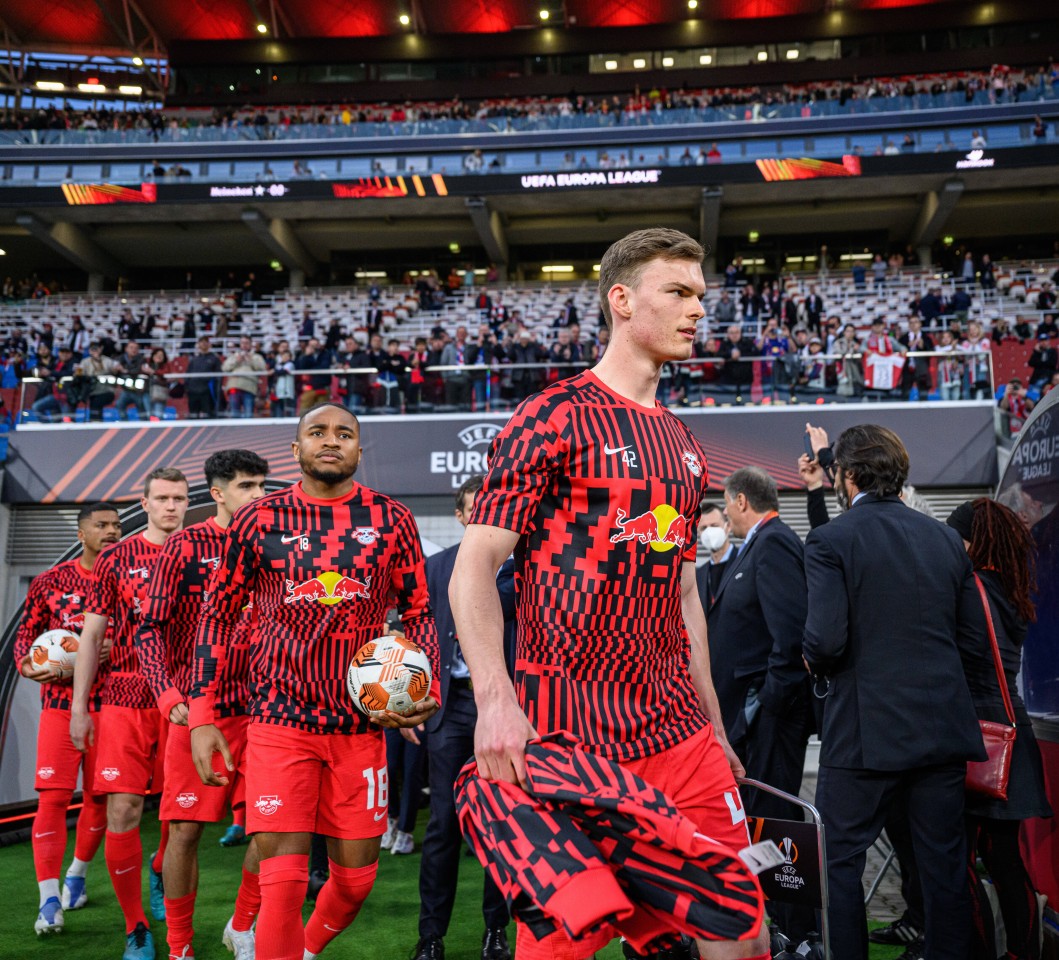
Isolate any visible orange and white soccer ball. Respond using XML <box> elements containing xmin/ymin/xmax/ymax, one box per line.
<box><xmin>29</xmin><ymin>629</ymin><xmax>80</xmax><ymax>679</ymax></box>
<box><xmin>347</xmin><ymin>635</ymin><xmax>432</xmax><ymax>717</ymax></box>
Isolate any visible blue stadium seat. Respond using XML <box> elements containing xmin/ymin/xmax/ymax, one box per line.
<box><xmin>109</xmin><ymin>163</ymin><xmax>145</xmax><ymax>182</ymax></box>
<box><xmin>339</xmin><ymin>157</ymin><xmax>375</xmax><ymax>176</ymax></box>
<box><xmin>102</xmin><ymin>407</ymin><xmax>119</xmax><ymax>422</ymax></box>
<box><xmin>812</xmin><ymin>136</ymin><xmax>849</xmax><ymax>156</ymax></box>
<box><xmin>163</xmin><ymin>407</ymin><xmax>178</xmax><ymax>420</ymax></box>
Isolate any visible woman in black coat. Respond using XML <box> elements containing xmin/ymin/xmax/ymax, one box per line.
<box><xmin>946</xmin><ymin>498</ymin><xmax>1053</xmax><ymax>960</ymax></box>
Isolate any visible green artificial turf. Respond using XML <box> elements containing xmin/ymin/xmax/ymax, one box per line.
<box><xmin>0</xmin><ymin>809</ymin><xmax>907</xmax><ymax>959</ymax></box>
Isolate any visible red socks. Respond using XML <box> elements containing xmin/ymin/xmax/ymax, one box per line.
<box><xmin>105</xmin><ymin>828</ymin><xmax>147</xmax><ymax>933</ymax></box>
<box><xmin>256</xmin><ymin>854</ymin><xmax>308</xmax><ymax>960</ymax></box>
<box><xmin>73</xmin><ymin>790</ymin><xmax>107</xmax><ymax>863</ymax></box>
<box><xmin>32</xmin><ymin>790</ymin><xmax>70</xmax><ymax>882</ymax></box>
<box><xmin>232</xmin><ymin>804</ymin><xmax>246</xmax><ymax>829</ymax></box>
<box><xmin>152</xmin><ymin>820</ymin><xmax>170</xmax><ymax>874</ymax></box>
<box><xmin>164</xmin><ymin>891</ymin><xmax>196</xmax><ymax>956</ymax></box>
<box><xmin>303</xmin><ymin>859</ymin><xmax>378</xmax><ymax>956</ymax></box>
<box><xmin>231</xmin><ymin>866</ymin><xmax>261</xmax><ymax>933</ymax></box>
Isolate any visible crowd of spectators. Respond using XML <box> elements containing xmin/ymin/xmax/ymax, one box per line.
<box><xmin>689</xmin><ymin>254</ymin><xmax>1059</xmax><ymax>411</ymax></box>
<box><xmin>0</xmin><ymin>296</ymin><xmax>610</xmax><ymax>422</ymax></box>
<box><xmin>4</xmin><ymin>253</ymin><xmax>1059</xmax><ymax>424</ymax></box>
<box><xmin>3</xmin><ymin>61</ymin><xmax>1056</xmax><ymax>145</ymax></box>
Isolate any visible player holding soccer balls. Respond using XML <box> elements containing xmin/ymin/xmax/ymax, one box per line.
<box><xmin>189</xmin><ymin>403</ymin><xmax>439</xmax><ymax>960</ymax></box>
<box><xmin>15</xmin><ymin>502</ymin><xmax>121</xmax><ymax>936</ymax></box>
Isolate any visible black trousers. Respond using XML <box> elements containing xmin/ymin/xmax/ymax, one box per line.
<box><xmin>735</xmin><ymin>695</ymin><xmax>816</xmax><ymax>942</ymax></box>
<box><xmin>817</xmin><ymin>762</ymin><xmax>970</xmax><ymax>960</ymax></box>
<box><xmin>418</xmin><ymin>685</ymin><xmax>508</xmax><ymax>939</ymax></box>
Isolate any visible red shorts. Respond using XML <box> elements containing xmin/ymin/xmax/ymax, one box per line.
<box><xmin>244</xmin><ymin>722</ymin><xmax>387</xmax><ymax>839</ymax></box>
<box><xmin>94</xmin><ymin>705</ymin><xmax>166</xmax><ymax>795</ymax></box>
<box><xmin>160</xmin><ymin>715</ymin><xmax>249</xmax><ymax>822</ymax></box>
<box><xmin>516</xmin><ymin>724</ymin><xmax>751</xmax><ymax>960</ymax></box>
<box><xmin>35</xmin><ymin>705</ymin><xmax>99</xmax><ymax>793</ymax></box>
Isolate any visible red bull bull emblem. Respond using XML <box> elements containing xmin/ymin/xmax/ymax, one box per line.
<box><xmin>284</xmin><ymin>571</ymin><xmax>372</xmax><ymax>605</ymax></box>
<box><xmin>681</xmin><ymin>450</ymin><xmax>704</xmax><ymax>478</ymax></box>
<box><xmin>611</xmin><ymin>504</ymin><xmax>689</xmax><ymax>553</ymax></box>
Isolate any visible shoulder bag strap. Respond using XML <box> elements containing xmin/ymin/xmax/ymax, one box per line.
<box><xmin>974</xmin><ymin>573</ymin><xmax>1016</xmax><ymax>726</ymax></box>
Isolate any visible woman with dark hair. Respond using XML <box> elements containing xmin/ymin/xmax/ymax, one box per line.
<box><xmin>145</xmin><ymin>346</ymin><xmax>171</xmax><ymax>420</ymax></box>
<box><xmin>946</xmin><ymin>498</ymin><xmax>1052</xmax><ymax>960</ymax></box>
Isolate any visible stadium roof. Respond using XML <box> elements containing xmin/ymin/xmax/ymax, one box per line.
<box><xmin>1</xmin><ymin>0</ymin><xmax>957</xmax><ymax>55</ymax></box>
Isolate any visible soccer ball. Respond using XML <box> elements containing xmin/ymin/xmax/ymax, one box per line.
<box><xmin>29</xmin><ymin>629</ymin><xmax>80</xmax><ymax>679</ymax></box>
<box><xmin>347</xmin><ymin>635</ymin><xmax>432</xmax><ymax>717</ymax></box>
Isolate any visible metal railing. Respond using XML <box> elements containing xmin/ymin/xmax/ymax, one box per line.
<box><xmin>13</xmin><ymin>349</ymin><xmax>1003</xmax><ymax>424</ymax></box>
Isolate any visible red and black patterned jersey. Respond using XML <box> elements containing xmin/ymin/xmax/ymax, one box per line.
<box><xmin>86</xmin><ymin>533</ymin><xmax>166</xmax><ymax>709</ymax></box>
<box><xmin>455</xmin><ymin>733</ymin><xmax>763</xmax><ymax>948</ymax></box>
<box><xmin>471</xmin><ymin>369</ymin><xmax>710</xmax><ymax>763</ymax></box>
<box><xmin>189</xmin><ymin>480</ymin><xmax>439</xmax><ymax>734</ymax></box>
<box><xmin>136</xmin><ymin>518</ymin><xmax>252</xmax><ymax>719</ymax></box>
<box><xmin>14</xmin><ymin>559</ymin><xmax>109</xmax><ymax>711</ymax></box>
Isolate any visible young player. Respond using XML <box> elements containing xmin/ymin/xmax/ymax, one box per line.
<box><xmin>188</xmin><ymin>403</ymin><xmax>440</xmax><ymax>960</ymax></box>
<box><xmin>71</xmin><ymin>467</ymin><xmax>190</xmax><ymax>960</ymax></box>
<box><xmin>451</xmin><ymin>228</ymin><xmax>769</xmax><ymax>960</ymax></box>
<box><xmin>15</xmin><ymin>502</ymin><xmax>122</xmax><ymax>935</ymax></box>
<box><xmin>135</xmin><ymin>450</ymin><xmax>269</xmax><ymax>960</ymax></box>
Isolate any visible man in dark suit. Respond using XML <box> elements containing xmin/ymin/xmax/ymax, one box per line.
<box><xmin>707</xmin><ymin>468</ymin><xmax>814</xmax><ymax>947</ymax></box>
<box><xmin>413</xmin><ymin>477</ymin><xmax>512</xmax><ymax>960</ymax></box>
<box><xmin>553</xmin><ymin>296</ymin><xmax>579</xmax><ymax>328</ymax></box>
<box><xmin>803</xmin><ymin>286</ymin><xmax>824</xmax><ymax>334</ymax></box>
<box><xmin>694</xmin><ymin>501</ymin><xmax>733</xmax><ymax>611</ymax></box>
<box><xmin>899</xmin><ymin>318</ymin><xmax>935</xmax><ymax>400</ymax></box>
<box><xmin>803</xmin><ymin>424</ymin><xmax>985</xmax><ymax>960</ymax></box>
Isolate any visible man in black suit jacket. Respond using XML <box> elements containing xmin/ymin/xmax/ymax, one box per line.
<box><xmin>707</xmin><ymin>468</ymin><xmax>814</xmax><ymax>946</ymax></box>
<box><xmin>803</xmin><ymin>425</ymin><xmax>985</xmax><ymax>960</ymax></box>
<box><xmin>414</xmin><ymin>477</ymin><xmax>512</xmax><ymax>960</ymax></box>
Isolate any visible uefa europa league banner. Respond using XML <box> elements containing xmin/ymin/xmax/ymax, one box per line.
<box><xmin>997</xmin><ymin>389</ymin><xmax>1059</xmax><ymax>722</ymax></box>
<box><xmin>3</xmin><ymin>402</ymin><xmax>997</xmax><ymax>505</ymax></box>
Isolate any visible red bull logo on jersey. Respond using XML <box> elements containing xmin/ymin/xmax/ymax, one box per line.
<box><xmin>611</xmin><ymin>504</ymin><xmax>690</xmax><ymax>553</ymax></box>
<box><xmin>37</xmin><ymin>766</ymin><xmax>55</xmax><ymax>780</ymax></box>
<box><xmin>176</xmin><ymin>792</ymin><xmax>199</xmax><ymax>809</ymax></box>
<box><xmin>100</xmin><ymin>767</ymin><xmax>120</xmax><ymax>781</ymax></box>
<box><xmin>284</xmin><ymin>571</ymin><xmax>372</xmax><ymax>605</ymax></box>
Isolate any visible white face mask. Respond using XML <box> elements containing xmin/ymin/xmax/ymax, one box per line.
<box><xmin>701</xmin><ymin>527</ymin><xmax>728</xmax><ymax>552</ymax></box>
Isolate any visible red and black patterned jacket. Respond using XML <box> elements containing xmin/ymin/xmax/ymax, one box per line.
<box><xmin>14</xmin><ymin>558</ymin><xmax>110</xmax><ymax>711</ymax></box>
<box><xmin>456</xmin><ymin>733</ymin><xmax>763</xmax><ymax>950</ymax></box>
<box><xmin>189</xmin><ymin>481</ymin><xmax>439</xmax><ymax>734</ymax></box>
<box><xmin>136</xmin><ymin>518</ymin><xmax>253</xmax><ymax>719</ymax></box>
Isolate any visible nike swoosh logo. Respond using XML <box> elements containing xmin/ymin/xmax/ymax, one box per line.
<box><xmin>373</xmin><ymin>810</ymin><xmax>387</xmax><ymax>821</ymax></box>
<box><xmin>201</xmin><ymin>557</ymin><xmax>220</xmax><ymax>565</ymax></box>
<box><xmin>128</xmin><ymin>568</ymin><xmax>148</xmax><ymax>576</ymax></box>
<box><xmin>35</xmin><ymin>831</ymin><xmax>56</xmax><ymax>838</ymax></box>
<box><xmin>62</xmin><ymin>593</ymin><xmax>79</xmax><ymax>600</ymax></box>
<box><xmin>90</xmin><ymin>825</ymin><xmax>106</xmax><ymax>832</ymax></box>
<box><xmin>324</xmin><ymin>924</ymin><xmax>341</xmax><ymax>932</ymax></box>
<box><xmin>280</xmin><ymin>534</ymin><xmax>303</xmax><ymax>544</ymax></box>
<box><xmin>115</xmin><ymin>866</ymin><xmax>137</xmax><ymax>875</ymax></box>
<box><xmin>603</xmin><ymin>443</ymin><xmax>632</xmax><ymax>455</ymax></box>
